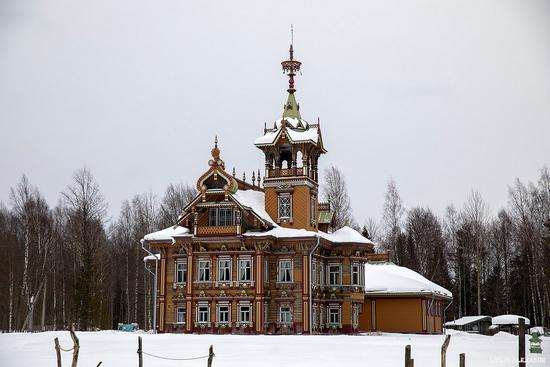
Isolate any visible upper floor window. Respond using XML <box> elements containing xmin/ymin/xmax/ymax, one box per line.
<box><xmin>175</xmin><ymin>260</ymin><xmax>187</xmax><ymax>284</ymax></box>
<box><xmin>198</xmin><ymin>259</ymin><xmax>211</xmax><ymax>282</ymax></box>
<box><xmin>328</xmin><ymin>264</ymin><xmax>341</xmax><ymax>286</ymax></box>
<box><xmin>218</xmin><ymin>258</ymin><xmax>231</xmax><ymax>282</ymax></box>
<box><xmin>310</xmin><ymin>196</ymin><xmax>315</xmax><ymax>226</ymax></box>
<box><xmin>279</xmin><ymin>259</ymin><xmax>293</xmax><ymax>282</ymax></box>
<box><xmin>239</xmin><ymin>258</ymin><xmax>252</xmax><ymax>282</ymax></box>
<box><xmin>312</xmin><ymin>261</ymin><xmax>317</xmax><ymax>285</ymax></box>
<box><xmin>351</xmin><ymin>263</ymin><xmax>363</xmax><ymax>286</ymax></box>
<box><xmin>278</xmin><ymin>193</ymin><xmax>292</xmax><ymax>219</ymax></box>
<box><xmin>209</xmin><ymin>207</ymin><xmax>235</xmax><ymax>226</ymax></box>
<box><xmin>320</xmin><ymin>263</ymin><xmax>324</xmax><ymax>286</ymax></box>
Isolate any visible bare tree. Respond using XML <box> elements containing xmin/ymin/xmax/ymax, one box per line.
<box><xmin>62</xmin><ymin>167</ymin><xmax>108</xmax><ymax>330</ymax></box>
<box><xmin>381</xmin><ymin>179</ymin><xmax>405</xmax><ymax>262</ymax></box>
<box><xmin>157</xmin><ymin>183</ymin><xmax>196</xmax><ymax>228</ymax></box>
<box><xmin>463</xmin><ymin>190</ymin><xmax>489</xmax><ymax>316</ymax></box>
<box><xmin>10</xmin><ymin>176</ymin><xmax>54</xmax><ymax>331</ymax></box>
<box><xmin>322</xmin><ymin>166</ymin><xmax>354</xmax><ymax>230</ymax></box>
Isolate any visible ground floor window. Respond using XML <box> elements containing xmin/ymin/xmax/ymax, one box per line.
<box><xmin>328</xmin><ymin>306</ymin><xmax>341</xmax><ymax>325</ymax></box>
<box><xmin>239</xmin><ymin>304</ymin><xmax>251</xmax><ymax>324</ymax></box>
<box><xmin>197</xmin><ymin>304</ymin><xmax>210</xmax><ymax>323</ymax></box>
<box><xmin>217</xmin><ymin>304</ymin><xmax>230</xmax><ymax>324</ymax></box>
<box><xmin>279</xmin><ymin>306</ymin><xmax>292</xmax><ymax>324</ymax></box>
<box><xmin>176</xmin><ymin>306</ymin><xmax>186</xmax><ymax>324</ymax></box>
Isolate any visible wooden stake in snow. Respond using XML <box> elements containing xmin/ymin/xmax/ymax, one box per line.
<box><xmin>54</xmin><ymin>337</ymin><xmax>62</xmax><ymax>367</ymax></box>
<box><xmin>207</xmin><ymin>345</ymin><xmax>215</xmax><ymax>367</ymax></box>
<box><xmin>518</xmin><ymin>318</ymin><xmax>525</xmax><ymax>367</ymax></box>
<box><xmin>404</xmin><ymin>345</ymin><xmax>412</xmax><ymax>367</ymax></box>
<box><xmin>69</xmin><ymin>324</ymin><xmax>80</xmax><ymax>367</ymax></box>
<box><xmin>459</xmin><ymin>353</ymin><xmax>466</xmax><ymax>367</ymax></box>
<box><xmin>441</xmin><ymin>334</ymin><xmax>451</xmax><ymax>367</ymax></box>
<box><xmin>137</xmin><ymin>336</ymin><xmax>143</xmax><ymax>367</ymax></box>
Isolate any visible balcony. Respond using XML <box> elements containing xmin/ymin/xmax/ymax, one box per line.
<box><xmin>196</xmin><ymin>226</ymin><xmax>238</xmax><ymax>237</ymax></box>
<box><xmin>267</xmin><ymin>167</ymin><xmax>305</xmax><ymax>178</ymax></box>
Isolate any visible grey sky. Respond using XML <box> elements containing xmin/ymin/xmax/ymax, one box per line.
<box><xmin>1</xmin><ymin>0</ymin><xmax>549</xmax><ymax>226</ymax></box>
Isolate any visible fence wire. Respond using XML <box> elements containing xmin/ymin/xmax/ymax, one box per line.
<box><xmin>141</xmin><ymin>351</ymin><xmax>209</xmax><ymax>361</ymax></box>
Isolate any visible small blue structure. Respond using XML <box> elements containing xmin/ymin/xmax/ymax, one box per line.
<box><xmin>118</xmin><ymin>323</ymin><xmax>139</xmax><ymax>332</ymax></box>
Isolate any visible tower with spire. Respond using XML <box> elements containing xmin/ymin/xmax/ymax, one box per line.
<box><xmin>255</xmin><ymin>40</ymin><xmax>326</xmax><ymax>231</ymax></box>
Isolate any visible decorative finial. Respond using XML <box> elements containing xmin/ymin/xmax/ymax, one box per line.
<box><xmin>232</xmin><ymin>167</ymin><xmax>236</xmax><ymax>177</ymax></box>
<box><xmin>252</xmin><ymin>171</ymin><xmax>256</xmax><ymax>186</ymax></box>
<box><xmin>281</xmin><ymin>26</ymin><xmax>301</xmax><ymax>94</ymax></box>
<box><xmin>211</xmin><ymin>135</ymin><xmax>220</xmax><ymax>160</ymax></box>
<box><xmin>242</xmin><ymin>171</ymin><xmax>246</xmax><ymax>182</ymax></box>
<box><xmin>257</xmin><ymin>169</ymin><xmax>261</xmax><ymax>186</ymax></box>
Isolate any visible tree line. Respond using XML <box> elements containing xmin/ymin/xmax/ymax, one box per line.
<box><xmin>0</xmin><ymin>167</ymin><xmax>194</xmax><ymax>332</ymax></box>
<box><xmin>0</xmin><ymin>165</ymin><xmax>548</xmax><ymax>331</ymax></box>
<box><xmin>324</xmin><ymin>165</ymin><xmax>550</xmax><ymax>327</ymax></box>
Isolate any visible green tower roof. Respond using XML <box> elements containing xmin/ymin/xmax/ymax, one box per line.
<box><xmin>282</xmin><ymin>93</ymin><xmax>302</xmax><ymax>120</ymax></box>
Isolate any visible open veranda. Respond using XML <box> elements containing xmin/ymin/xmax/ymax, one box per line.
<box><xmin>0</xmin><ymin>329</ymin><xmax>548</xmax><ymax>367</ymax></box>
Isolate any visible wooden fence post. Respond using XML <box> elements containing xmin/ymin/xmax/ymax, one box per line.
<box><xmin>137</xmin><ymin>336</ymin><xmax>143</xmax><ymax>367</ymax></box>
<box><xmin>69</xmin><ymin>324</ymin><xmax>80</xmax><ymax>367</ymax></box>
<box><xmin>518</xmin><ymin>318</ymin><xmax>525</xmax><ymax>367</ymax></box>
<box><xmin>54</xmin><ymin>337</ymin><xmax>62</xmax><ymax>367</ymax></box>
<box><xmin>459</xmin><ymin>353</ymin><xmax>465</xmax><ymax>367</ymax></box>
<box><xmin>441</xmin><ymin>335</ymin><xmax>451</xmax><ymax>367</ymax></box>
<box><xmin>207</xmin><ymin>344</ymin><xmax>215</xmax><ymax>367</ymax></box>
<box><xmin>404</xmin><ymin>345</ymin><xmax>411</xmax><ymax>367</ymax></box>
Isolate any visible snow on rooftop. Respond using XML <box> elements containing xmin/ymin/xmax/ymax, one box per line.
<box><xmin>320</xmin><ymin>226</ymin><xmax>374</xmax><ymax>245</ymax></box>
<box><xmin>143</xmin><ymin>225</ymin><xmax>191</xmax><ymax>241</ymax></box>
<box><xmin>231</xmin><ymin>190</ymin><xmax>275</xmax><ymax>225</ymax></box>
<box><xmin>365</xmin><ymin>262</ymin><xmax>452</xmax><ymax>299</ymax></box>
<box><xmin>492</xmin><ymin>314</ymin><xmax>531</xmax><ymax>326</ymax></box>
<box><xmin>444</xmin><ymin>316</ymin><xmax>490</xmax><ymax>326</ymax></box>
<box><xmin>143</xmin><ymin>254</ymin><xmax>160</xmax><ymax>262</ymax></box>
<box><xmin>244</xmin><ymin>226</ymin><xmax>317</xmax><ymax>239</ymax></box>
<box><xmin>254</xmin><ymin>122</ymin><xmax>319</xmax><ymax>145</ymax></box>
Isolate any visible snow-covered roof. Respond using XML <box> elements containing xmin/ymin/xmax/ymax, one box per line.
<box><xmin>143</xmin><ymin>225</ymin><xmax>191</xmax><ymax>241</ymax></box>
<box><xmin>364</xmin><ymin>262</ymin><xmax>452</xmax><ymax>299</ymax></box>
<box><xmin>275</xmin><ymin>117</ymin><xmax>308</xmax><ymax>129</ymax></box>
<box><xmin>143</xmin><ymin>254</ymin><xmax>160</xmax><ymax>262</ymax></box>
<box><xmin>231</xmin><ymin>190</ymin><xmax>275</xmax><ymax>226</ymax></box>
<box><xmin>244</xmin><ymin>225</ymin><xmax>373</xmax><ymax>245</ymax></box>
<box><xmin>444</xmin><ymin>316</ymin><xmax>491</xmax><ymax>326</ymax></box>
<box><xmin>492</xmin><ymin>314</ymin><xmax>531</xmax><ymax>326</ymax></box>
<box><xmin>254</xmin><ymin>123</ymin><xmax>319</xmax><ymax>146</ymax></box>
<box><xmin>320</xmin><ymin>226</ymin><xmax>374</xmax><ymax>245</ymax></box>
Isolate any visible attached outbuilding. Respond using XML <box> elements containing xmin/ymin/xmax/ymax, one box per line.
<box><xmin>358</xmin><ymin>262</ymin><xmax>452</xmax><ymax>334</ymax></box>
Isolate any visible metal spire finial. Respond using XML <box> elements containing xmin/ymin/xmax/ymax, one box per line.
<box><xmin>281</xmin><ymin>26</ymin><xmax>301</xmax><ymax>94</ymax></box>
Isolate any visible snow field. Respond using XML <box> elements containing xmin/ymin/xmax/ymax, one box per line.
<box><xmin>0</xmin><ymin>330</ymin><xmax>548</xmax><ymax>367</ymax></box>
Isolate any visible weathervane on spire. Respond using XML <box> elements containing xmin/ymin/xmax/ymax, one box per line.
<box><xmin>281</xmin><ymin>25</ymin><xmax>301</xmax><ymax>94</ymax></box>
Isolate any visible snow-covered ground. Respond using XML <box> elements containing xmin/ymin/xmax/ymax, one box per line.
<box><xmin>0</xmin><ymin>330</ymin><xmax>547</xmax><ymax>367</ymax></box>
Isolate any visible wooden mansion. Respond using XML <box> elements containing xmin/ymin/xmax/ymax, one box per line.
<box><xmin>142</xmin><ymin>44</ymin><xmax>452</xmax><ymax>335</ymax></box>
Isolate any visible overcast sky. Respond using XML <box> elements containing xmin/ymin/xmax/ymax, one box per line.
<box><xmin>1</xmin><ymin>0</ymin><xmax>549</xmax><ymax>226</ymax></box>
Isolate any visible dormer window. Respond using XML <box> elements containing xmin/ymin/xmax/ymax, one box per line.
<box><xmin>208</xmin><ymin>207</ymin><xmax>235</xmax><ymax>226</ymax></box>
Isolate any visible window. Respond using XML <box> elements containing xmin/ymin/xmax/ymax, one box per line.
<box><xmin>264</xmin><ymin>303</ymin><xmax>269</xmax><ymax>324</ymax></box>
<box><xmin>239</xmin><ymin>258</ymin><xmax>252</xmax><ymax>281</ymax></box>
<box><xmin>320</xmin><ymin>263</ymin><xmax>324</xmax><ymax>286</ymax></box>
<box><xmin>217</xmin><ymin>304</ymin><xmax>230</xmax><ymax>324</ymax></box>
<box><xmin>351</xmin><ymin>264</ymin><xmax>361</xmax><ymax>286</ymax></box>
<box><xmin>279</xmin><ymin>306</ymin><xmax>292</xmax><ymax>324</ymax></box>
<box><xmin>278</xmin><ymin>260</ymin><xmax>293</xmax><ymax>282</ymax></box>
<box><xmin>175</xmin><ymin>260</ymin><xmax>187</xmax><ymax>284</ymax></box>
<box><xmin>278</xmin><ymin>193</ymin><xmax>292</xmax><ymax>219</ymax></box>
<box><xmin>198</xmin><ymin>260</ymin><xmax>211</xmax><ymax>282</ymax></box>
<box><xmin>239</xmin><ymin>304</ymin><xmax>251</xmax><ymax>323</ymax></box>
<box><xmin>328</xmin><ymin>264</ymin><xmax>341</xmax><ymax>285</ymax></box>
<box><xmin>176</xmin><ymin>306</ymin><xmax>186</xmax><ymax>324</ymax></box>
<box><xmin>198</xmin><ymin>305</ymin><xmax>209</xmax><ymax>323</ymax></box>
<box><xmin>217</xmin><ymin>258</ymin><xmax>231</xmax><ymax>282</ymax></box>
<box><xmin>328</xmin><ymin>307</ymin><xmax>341</xmax><ymax>325</ymax></box>
<box><xmin>319</xmin><ymin>306</ymin><xmax>324</xmax><ymax>326</ymax></box>
<box><xmin>209</xmin><ymin>207</ymin><xmax>235</xmax><ymax>226</ymax></box>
